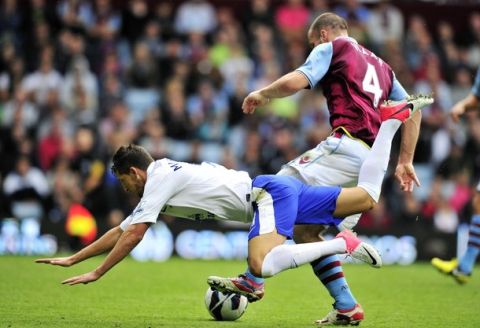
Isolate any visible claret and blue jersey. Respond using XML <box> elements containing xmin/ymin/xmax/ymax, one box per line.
<box><xmin>296</xmin><ymin>36</ymin><xmax>409</xmax><ymax>146</ymax></box>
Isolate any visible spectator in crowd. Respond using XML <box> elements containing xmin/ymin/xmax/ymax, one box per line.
<box><xmin>187</xmin><ymin>79</ymin><xmax>229</xmax><ymax>143</ymax></box>
<box><xmin>161</xmin><ymin>78</ymin><xmax>193</xmax><ymax>141</ymax></box>
<box><xmin>237</xmin><ymin>129</ymin><xmax>263</xmax><ymax>177</ymax></box>
<box><xmin>0</xmin><ymin>0</ymin><xmax>23</xmax><ymax>46</ymax></box>
<box><xmin>125</xmin><ymin>41</ymin><xmax>159</xmax><ymax>124</ymax></box>
<box><xmin>466</xmin><ymin>12</ymin><xmax>480</xmax><ymax>67</ymax></box>
<box><xmin>47</xmin><ymin>155</ymin><xmax>82</xmax><ymax>222</ymax></box>
<box><xmin>56</xmin><ymin>0</ymin><xmax>94</xmax><ymax>32</ymax></box>
<box><xmin>98</xmin><ymin>52</ymin><xmax>124</xmax><ymax>115</ymax></box>
<box><xmin>99</xmin><ymin>101</ymin><xmax>136</xmax><ymax>147</ymax></box>
<box><xmin>21</xmin><ymin>48</ymin><xmax>63</xmax><ymax>107</ymax></box>
<box><xmin>152</xmin><ymin>2</ymin><xmax>174</xmax><ymax>39</ymax></box>
<box><xmin>309</xmin><ymin>0</ymin><xmax>329</xmax><ymax>24</ymax></box>
<box><xmin>90</xmin><ymin>0</ymin><xmax>121</xmax><ymax>38</ymax></box>
<box><xmin>0</xmin><ymin>57</ymin><xmax>25</xmax><ymax>101</ymax></box>
<box><xmin>260</xmin><ymin>121</ymin><xmax>299</xmax><ymax>173</ymax></box>
<box><xmin>120</xmin><ymin>0</ymin><xmax>151</xmax><ymax>45</ymax></box>
<box><xmin>70</xmin><ymin>126</ymin><xmax>110</xmax><ymax>222</ymax></box>
<box><xmin>220</xmin><ymin>44</ymin><xmax>254</xmax><ymax>95</ymax></box>
<box><xmin>185</xmin><ymin>31</ymin><xmax>209</xmax><ymax>64</ymax></box>
<box><xmin>174</xmin><ymin>0</ymin><xmax>217</xmax><ymax>36</ymax></box>
<box><xmin>23</xmin><ymin>0</ymin><xmax>61</xmax><ymax>61</ymax></box>
<box><xmin>62</xmin><ymin>56</ymin><xmax>98</xmax><ymax>125</ymax></box>
<box><xmin>3</xmin><ymin>156</ymin><xmax>50</xmax><ymax>220</ymax></box>
<box><xmin>366</xmin><ymin>0</ymin><xmax>403</xmax><ymax>53</ymax></box>
<box><xmin>2</xmin><ymin>89</ymin><xmax>39</xmax><ymax>131</ymax></box>
<box><xmin>141</xmin><ymin>20</ymin><xmax>164</xmax><ymax>60</ymax></box>
<box><xmin>244</xmin><ymin>0</ymin><xmax>274</xmax><ymax>33</ymax></box>
<box><xmin>275</xmin><ymin>0</ymin><xmax>310</xmax><ymax>43</ymax></box>
<box><xmin>138</xmin><ymin>117</ymin><xmax>168</xmax><ymax>160</ymax></box>
<box><xmin>24</xmin><ymin>21</ymin><xmax>53</xmax><ymax>72</ymax></box>
<box><xmin>38</xmin><ymin>107</ymin><xmax>74</xmax><ymax>171</ymax></box>
<box><xmin>450</xmin><ymin>67</ymin><xmax>474</xmax><ymax>105</ymax></box>
<box><xmin>334</xmin><ymin>0</ymin><xmax>370</xmax><ymax>45</ymax></box>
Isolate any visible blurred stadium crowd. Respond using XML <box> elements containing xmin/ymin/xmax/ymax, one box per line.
<box><xmin>1</xmin><ymin>0</ymin><xmax>480</xmax><ymax>240</ymax></box>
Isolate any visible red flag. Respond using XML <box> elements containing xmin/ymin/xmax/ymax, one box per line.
<box><xmin>65</xmin><ymin>203</ymin><xmax>97</xmax><ymax>245</ymax></box>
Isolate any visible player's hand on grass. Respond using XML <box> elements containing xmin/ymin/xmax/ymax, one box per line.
<box><xmin>395</xmin><ymin>163</ymin><xmax>420</xmax><ymax>192</ymax></box>
<box><xmin>35</xmin><ymin>256</ymin><xmax>74</xmax><ymax>267</ymax></box>
<box><xmin>62</xmin><ymin>270</ymin><xmax>101</xmax><ymax>286</ymax></box>
<box><xmin>242</xmin><ymin>91</ymin><xmax>269</xmax><ymax>114</ymax></box>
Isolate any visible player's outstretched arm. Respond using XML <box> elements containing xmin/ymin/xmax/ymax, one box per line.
<box><xmin>61</xmin><ymin>223</ymin><xmax>150</xmax><ymax>285</ymax></box>
<box><xmin>396</xmin><ymin>110</ymin><xmax>422</xmax><ymax>192</ymax></box>
<box><xmin>242</xmin><ymin>71</ymin><xmax>309</xmax><ymax>114</ymax></box>
<box><xmin>35</xmin><ymin>226</ymin><xmax>124</xmax><ymax>267</ymax></box>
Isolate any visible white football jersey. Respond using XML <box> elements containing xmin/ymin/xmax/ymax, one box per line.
<box><xmin>120</xmin><ymin>159</ymin><xmax>253</xmax><ymax>230</ymax></box>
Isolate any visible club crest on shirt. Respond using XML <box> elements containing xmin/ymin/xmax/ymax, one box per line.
<box><xmin>298</xmin><ymin>155</ymin><xmax>312</xmax><ymax>165</ymax></box>
<box><xmin>132</xmin><ymin>201</ymin><xmax>146</xmax><ymax>217</ymax></box>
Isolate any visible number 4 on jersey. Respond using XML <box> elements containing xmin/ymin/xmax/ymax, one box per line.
<box><xmin>362</xmin><ymin>63</ymin><xmax>383</xmax><ymax>107</ymax></box>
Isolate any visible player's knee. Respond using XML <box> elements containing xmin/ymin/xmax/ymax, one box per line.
<box><xmin>364</xmin><ymin>195</ymin><xmax>376</xmax><ymax>211</ymax></box>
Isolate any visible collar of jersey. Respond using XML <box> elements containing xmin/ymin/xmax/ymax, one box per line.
<box><xmin>333</xmin><ymin>36</ymin><xmax>358</xmax><ymax>44</ymax></box>
<box><xmin>146</xmin><ymin>161</ymin><xmax>156</xmax><ymax>175</ymax></box>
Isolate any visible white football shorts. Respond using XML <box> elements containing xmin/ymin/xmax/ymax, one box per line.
<box><xmin>277</xmin><ymin>134</ymin><xmax>371</xmax><ymax>231</ymax></box>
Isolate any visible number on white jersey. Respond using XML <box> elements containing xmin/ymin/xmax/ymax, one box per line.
<box><xmin>362</xmin><ymin>63</ymin><xmax>383</xmax><ymax>107</ymax></box>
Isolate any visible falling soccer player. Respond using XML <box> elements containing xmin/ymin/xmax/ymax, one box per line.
<box><xmin>36</xmin><ymin>96</ymin><xmax>432</xmax><ymax>321</ymax></box>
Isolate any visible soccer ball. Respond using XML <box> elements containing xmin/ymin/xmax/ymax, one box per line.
<box><xmin>204</xmin><ymin>287</ymin><xmax>248</xmax><ymax>321</ymax></box>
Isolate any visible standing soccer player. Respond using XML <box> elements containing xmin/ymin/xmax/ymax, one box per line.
<box><xmin>210</xmin><ymin>12</ymin><xmax>423</xmax><ymax>325</ymax></box>
<box><xmin>431</xmin><ymin>68</ymin><xmax>480</xmax><ymax>284</ymax></box>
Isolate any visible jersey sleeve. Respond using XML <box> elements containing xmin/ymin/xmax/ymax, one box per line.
<box><xmin>472</xmin><ymin>69</ymin><xmax>480</xmax><ymax>98</ymax></box>
<box><xmin>124</xmin><ymin>162</ymin><xmax>191</xmax><ymax>227</ymax></box>
<box><xmin>119</xmin><ymin>215</ymin><xmax>133</xmax><ymax>231</ymax></box>
<box><xmin>295</xmin><ymin>42</ymin><xmax>333</xmax><ymax>89</ymax></box>
<box><xmin>388</xmin><ymin>74</ymin><xmax>409</xmax><ymax>101</ymax></box>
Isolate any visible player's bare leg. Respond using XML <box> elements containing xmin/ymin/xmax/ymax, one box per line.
<box><xmin>293</xmin><ymin>225</ymin><xmax>327</xmax><ymax>243</ymax></box>
<box><xmin>333</xmin><ymin>187</ymin><xmax>376</xmax><ymax>218</ymax></box>
<box><xmin>247</xmin><ymin>231</ymin><xmax>286</xmax><ymax>277</ymax></box>
<box><xmin>208</xmin><ymin>231</ymin><xmax>285</xmax><ymax>302</ymax></box>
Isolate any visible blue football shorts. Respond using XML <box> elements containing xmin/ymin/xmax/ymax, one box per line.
<box><xmin>248</xmin><ymin>175</ymin><xmax>343</xmax><ymax>240</ymax></box>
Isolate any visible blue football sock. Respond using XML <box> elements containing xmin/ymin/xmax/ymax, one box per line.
<box><xmin>245</xmin><ymin>268</ymin><xmax>265</xmax><ymax>285</ymax></box>
<box><xmin>458</xmin><ymin>214</ymin><xmax>480</xmax><ymax>274</ymax></box>
<box><xmin>311</xmin><ymin>255</ymin><xmax>357</xmax><ymax>310</ymax></box>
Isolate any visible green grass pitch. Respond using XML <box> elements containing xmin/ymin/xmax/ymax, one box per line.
<box><xmin>1</xmin><ymin>256</ymin><xmax>479</xmax><ymax>327</ymax></box>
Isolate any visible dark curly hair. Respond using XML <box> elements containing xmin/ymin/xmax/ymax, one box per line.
<box><xmin>111</xmin><ymin>144</ymin><xmax>154</xmax><ymax>176</ymax></box>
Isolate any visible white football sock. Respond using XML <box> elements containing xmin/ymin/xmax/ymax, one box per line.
<box><xmin>261</xmin><ymin>238</ymin><xmax>347</xmax><ymax>277</ymax></box>
<box><xmin>358</xmin><ymin>119</ymin><xmax>402</xmax><ymax>202</ymax></box>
